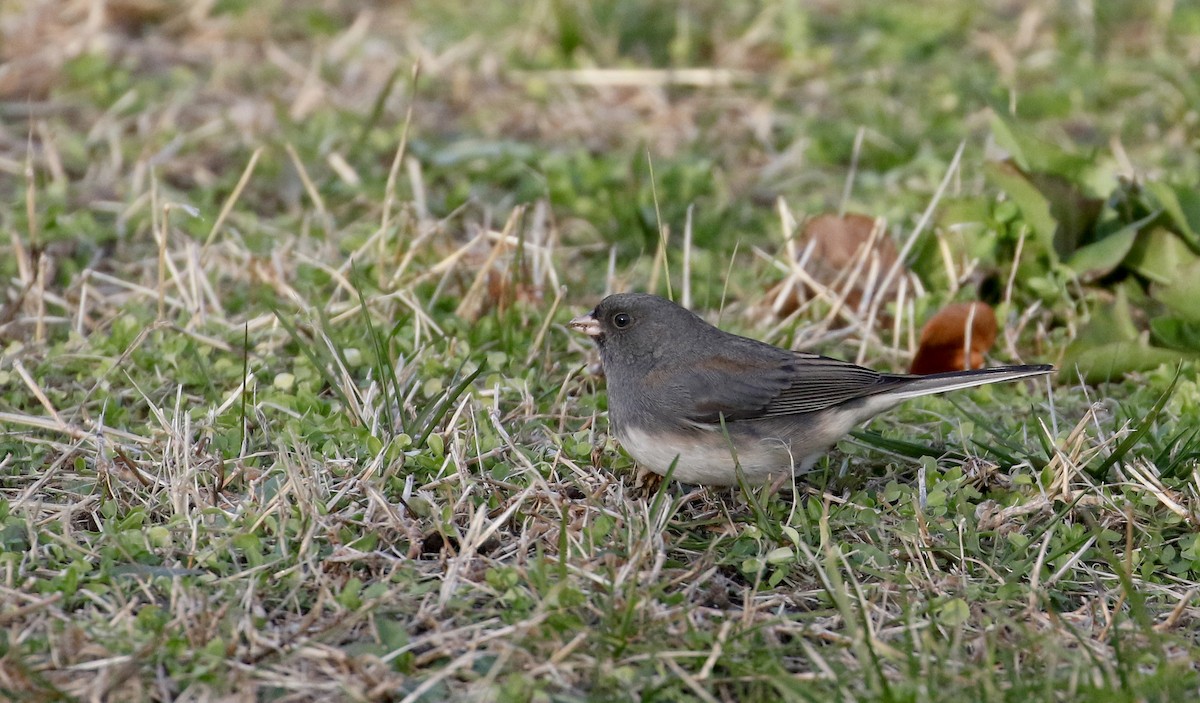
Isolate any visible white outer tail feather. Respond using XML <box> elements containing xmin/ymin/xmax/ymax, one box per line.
<box><xmin>861</xmin><ymin>366</ymin><xmax>1052</xmax><ymax>415</ymax></box>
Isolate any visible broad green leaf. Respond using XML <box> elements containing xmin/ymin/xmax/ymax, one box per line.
<box><xmin>1028</xmin><ymin>171</ymin><xmax>1103</xmax><ymax>256</ymax></box>
<box><xmin>1151</xmin><ymin>316</ymin><xmax>1200</xmax><ymax>352</ymax></box>
<box><xmin>375</xmin><ymin>617</ymin><xmax>410</xmax><ymax>651</ymax></box>
<box><xmin>1153</xmin><ymin>260</ymin><xmax>1200</xmax><ymax>322</ymax></box>
<box><xmin>1124</xmin><ymin>226</ymin><xmax>1200</xmax><ymax>284</ymax></box>
<box><xmin>337</xmin><ymin>577</ymin><xmax>364</xmax><ymax>609</ymax></box>
<box><xmin>986</xmin><ymin>161</ymin><xmax>1058</xmax><ymax>261</ymax></box>
<box><xmin>1145</xmin><ymin>180</ymin><xmax>1200</xmax><ymax>249</ymax></box>
<box><xmin>1071</xmin><ymin>283</ymin><xmax>1140</xmax><ymax>347</ymax></box>
<box><xmin>938</xmin><ymin>597</ymin><xmax>971</xmax><ymax>626</ymax></box>
<box><xmin>1064</xmin><ymin>213</ymin><xmax>1151</xmax><ymax>281</ymax></box>
<box><xmin>990</xmin><ymin>114</ymin><xmax>1029</xmax><ymax>171</ymax></box>
<box><xmin>1061</xmin><ymin>341</ymin><xmax>1190</xmax><ymax>384</ymax></box>
<box><xmin>766</xmin><ymin>547</ymin><xmax>796</xmax><ymax>565</ymax></box>
<box><xmin>1058</xmin><ymin>284</ymin><xmax>1189</xmax><ymax>382</ymax></box>
<box><xmin>989</xmin><ymin>113</ymin><xmax>1094</xmax><ymax>177</ymax></box>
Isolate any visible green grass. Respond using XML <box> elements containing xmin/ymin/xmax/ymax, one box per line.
<box><xmin>3</xmin><ymin>1</ymin><xmax>1200</xmax><ymax>701</ymax></box>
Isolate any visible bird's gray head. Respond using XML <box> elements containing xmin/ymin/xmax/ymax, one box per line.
<box><xmin>569</xmin><ymin>293</ymin><xmax>709</xmax><ymax>363</ymax></box>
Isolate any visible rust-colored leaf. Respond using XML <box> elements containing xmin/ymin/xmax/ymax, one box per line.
<box><xmin>910</xmin><ymin>301</ymin><xmax>998</xmax><ymax>374</ymax></box>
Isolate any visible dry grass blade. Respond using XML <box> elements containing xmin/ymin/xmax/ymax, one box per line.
<box><xmin>203</xmin><ymin>146</ymin><xmax>262</xmax><ymax>250</ymax></box>
<box><xmin>857</xmin><ymin>140</ymin><xmax>966</xmax><ymax>364</ymax></box>
<box><xmin>525</xmin><ymin>67</ymin><xmax>753</xmax><ymax>87</ymax></box>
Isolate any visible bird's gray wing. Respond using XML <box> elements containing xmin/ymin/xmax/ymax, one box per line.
<box><xmin>747</xmin><ymin>355</ymin><xmax>907</xmax><ymax>418</ymax></box>
<box><xmin>650</xmin><ymin>347</ymin><xmax>905</xmax><ymax>424</ymax></box>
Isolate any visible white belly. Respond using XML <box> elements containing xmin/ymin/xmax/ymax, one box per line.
<box><xmin>613</xmin><ymin>406</ymin><xmax>868</xmax><ymax>486</ymax></box>
<box><xmin>617</xmin><ymin>425</ymin><xmax>807</xmax><ymax>486</ymax></box>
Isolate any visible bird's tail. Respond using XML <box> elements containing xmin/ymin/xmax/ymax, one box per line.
<box><xmin>861</xmin><ymin>364</ymin><xmax>1052</xmax><ymax>415</ymax></box>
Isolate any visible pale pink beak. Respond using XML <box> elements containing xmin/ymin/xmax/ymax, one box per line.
<box><xmin>569</xmin><ymin>313</ymin><xmax>601</xmax><ymax>337</ymax></box>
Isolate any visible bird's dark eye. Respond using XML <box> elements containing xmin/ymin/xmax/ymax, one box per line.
<box><xmin>612</xmin><ymin>312</ymin><xmax>632</xmax><ymax>329</ymax></box>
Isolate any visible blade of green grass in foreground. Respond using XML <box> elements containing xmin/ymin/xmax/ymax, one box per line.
<box><xmin>1088</xmin><ymin>364</ymin><xmax>1182</xmax><ymax>479</ymax></box>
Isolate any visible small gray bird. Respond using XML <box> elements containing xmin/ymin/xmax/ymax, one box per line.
<box><xmin>570</xmin><ymin>293</ymin><xmax>1052</xmax><ymax>486</ymax></box>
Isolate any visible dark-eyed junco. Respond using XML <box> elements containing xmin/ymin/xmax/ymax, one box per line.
<box><xmin>570</xmin><ymin>293</ymin><xmax>1052</xmax><ymax>486</ymax></box>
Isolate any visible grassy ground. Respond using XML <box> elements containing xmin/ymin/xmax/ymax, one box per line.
<box><xmin>3</xmin><ymin>1</ymin><xmax>1200</xmax><ymax>701</ymax></box>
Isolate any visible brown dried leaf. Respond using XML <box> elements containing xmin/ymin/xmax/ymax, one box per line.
<box><xmin>765</xmin><ymin>212</ymin><xmax>903</xmax><ymax>317</ymax></box>
<box><xmin>105</xmin><ymin>0</ymin><xmax>174</xmax><ymax>33</ymax></box>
